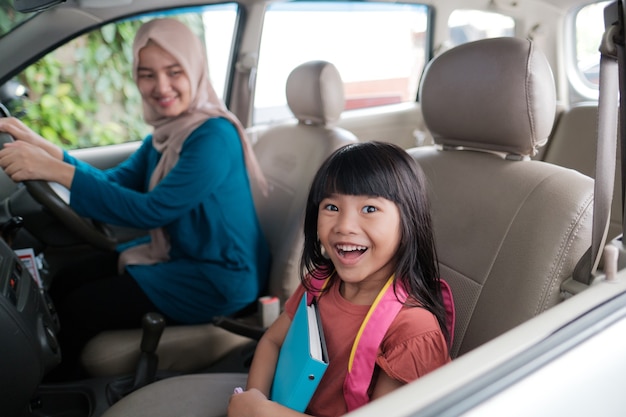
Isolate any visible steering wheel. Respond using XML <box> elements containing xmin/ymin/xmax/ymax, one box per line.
<box><xmin>0</xmin><ymin>130</ymin><xmax>117</xmax><ymax>251</ymax></box>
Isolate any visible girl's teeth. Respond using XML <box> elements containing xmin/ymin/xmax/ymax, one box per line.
<box><xmin>337</xmin><ymin>244</ymin><xmax>366</xmax><ymax>252</ymax></box>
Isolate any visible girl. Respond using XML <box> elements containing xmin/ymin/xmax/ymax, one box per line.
<box><xmin>0</xmin><ymin>18</ymin><xmax>271</xmax><ymax>380</ymax></box>
<box><xmin>229</xmin><ymin>141</ymin><xmax>451</xmax><ymax>417</ymax></box>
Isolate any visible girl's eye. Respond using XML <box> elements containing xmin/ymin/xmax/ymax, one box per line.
<box><xmin>362</xmin><ymin>205</ymin><xmax>377</xmax><ymax>213</ymax></box>
<box><xmin>137</xmin><ymin>73</ymin><xmax>153</xmax><ymax>79</ymax></box>
<box><xmin>169</xmin><ymin>70</ymin><xmax>183</xmax><ymax>77</ymax></box>
<box><xmin>323</xmin><ymin>203</ymin><xmax>338</xmax><ymax>212</ymax></box>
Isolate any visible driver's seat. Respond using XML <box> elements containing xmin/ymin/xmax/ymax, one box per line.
<box><xmin>79</xmin><ymin>60</ymin><xmax>358</xmax><ymax>377</ymax></box>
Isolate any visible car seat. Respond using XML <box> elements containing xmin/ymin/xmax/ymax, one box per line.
<box><xmin>409</xmin><ymin>37</ymin><xmax>595</xmax><ymax>357</ymax></box>
<box><xmin>541</xmin><ymin>104</ymin><xmax>622</xmax><ymax>242</ymax></box>
<box><xmin>100</xmin><ymin>37</ymin><xmax>596</xmax><ymax>417</ymax></box>
<box><xmin>79</xmin><ymin>60</ymin><xmax>358</xmax><ymax>377</ymax></box>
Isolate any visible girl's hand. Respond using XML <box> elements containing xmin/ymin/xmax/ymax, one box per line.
<box><xmin>0</xmin><ymin>141</ymin><xmax>74</xmax><ymax>186</ymax></box>
<box><xmin>0</xmin><ymin>117</ymin><xmax>63</xmax><ymax>160</ymax></box>
<box><xmin>228</xmin><ymin>388</ymin><xmax>269</xmax><ymax>417</ymax></box>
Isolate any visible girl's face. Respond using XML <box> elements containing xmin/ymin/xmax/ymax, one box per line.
<box><xmin>136</xmin><ymin>42</ymin><xmax>192</xmax><ymax>118</ymax></box>
<box><xmin>317</xmin><ymin>193</ymin><xmax>401</xmax><ymax>289</ymax></box>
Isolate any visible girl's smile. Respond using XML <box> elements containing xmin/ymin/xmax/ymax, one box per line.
<box><xmin>335</xmin><ymin>243</ymin><xmax>368</xmax><ymax>264</ymax></box>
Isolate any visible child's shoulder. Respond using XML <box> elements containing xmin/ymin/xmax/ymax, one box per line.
<box><xmin>387</xmin><ymin>306</ymin><xmax>443</xmax><ymax>340</ymax></box>
<box><xmin>378</xmin><ymin>306</ymin><xmax>450</xmax><ymax>377</ymax></box>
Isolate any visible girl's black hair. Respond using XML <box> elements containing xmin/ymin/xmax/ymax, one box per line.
<box><xmin>300</xmin><ymin>141</ymin><xmax>449</xmax><ymax>344</ymax></box>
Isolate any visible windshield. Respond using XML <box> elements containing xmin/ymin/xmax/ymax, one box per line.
<box><xmin>0</xmin><ymin>1</ymin><xmax>36</xmax><ymax>39</ymax></box>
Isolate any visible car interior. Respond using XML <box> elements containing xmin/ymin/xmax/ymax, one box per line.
<box><xmin>98</xmin><ymin>34</ymin><xmax>599</xmax><ymax>417</ymax></box>
<box><xmin>0</xmin><ymin>0</ymin><xmax>624</xmax><ymax>416</ymax></box>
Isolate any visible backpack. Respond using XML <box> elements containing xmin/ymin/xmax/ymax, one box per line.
<box><xmin>306</xmin><ymin>272</ymin><xmax>455</xmax><ymax>412</ymax></box>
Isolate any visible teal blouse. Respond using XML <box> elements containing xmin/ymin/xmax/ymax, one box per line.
<box><xmin>64</xmin><ymin>117</ymin><xmax>271</xmax><ymax>323</ymax></box>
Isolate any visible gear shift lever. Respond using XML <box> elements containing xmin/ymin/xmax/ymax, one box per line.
<box><xmin>106</xmin><ymin>312</ymin><xmax>166</xmax><ymax>404</ymax></box>
<box><xmin>132</xmin><ymin>312</ymin><xmax>166</xmax><ymax>390</ymax></box>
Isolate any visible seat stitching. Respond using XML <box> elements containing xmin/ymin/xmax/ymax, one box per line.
<box><xmin>535</xmin><ymin>191</ymin><xmax>594</xmax><ymax>314</ymax></box>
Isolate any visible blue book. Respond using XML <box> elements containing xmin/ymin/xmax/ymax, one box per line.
<box><xmin>270</xmin><ymin>292</ymin><xmax>329</xmax><ymax>412</ymax></box>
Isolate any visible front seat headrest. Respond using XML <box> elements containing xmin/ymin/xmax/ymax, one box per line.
<box><xmin>286</xmin><ymin>60</ymin><xmax>346</xmax><ymax>126</ymax></box>
<box><xmin>419</xmin><ymin>37</ymin><xmax>556</xmax><ymax>157</ymax></box>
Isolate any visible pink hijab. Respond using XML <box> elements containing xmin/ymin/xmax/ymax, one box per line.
<box><xmin>118</xmin><ymin>18</ymin><xmax>267</xmax><ymax>270</ymax></box>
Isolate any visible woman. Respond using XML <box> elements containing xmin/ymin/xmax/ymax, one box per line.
<box><xmin>0</xmin><ymin>18</ymin><xmax>271</xmax><ymax>380</ymax></box>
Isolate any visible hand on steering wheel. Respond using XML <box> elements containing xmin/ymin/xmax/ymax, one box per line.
<box><xmin>0</xmin><ymin>128</ymin><xmax>116</xmax><ymax>251</ymax></box>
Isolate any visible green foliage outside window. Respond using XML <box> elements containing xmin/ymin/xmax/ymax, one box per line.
<box><xmin>2</xmin><ymin>10</ymin><xmax>209</xmax><ymax>150</ymax></box>
<box><xmin>16</xmin><ymin>20</ymin><xmax>150</xmax><ymax>150</ymax></box>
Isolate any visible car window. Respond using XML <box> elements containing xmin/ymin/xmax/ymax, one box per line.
<box><xmin>10</xmin><ymin>4</ymin><xmax>238</xmax><ymax>150</ymax></box>
<box><xmin>572</xmin><ymin>1</ymin><xmax>611</xmax><ymax>98</ymax></box>
<box><xmin>447</xmin><ymin>9</ymin><xmax>515</xmax><ymax>48</ymax></box>
<box><xmin>253</xmin><ymin>1</ymin><xmax>430</xmax><ymax>125</ymax></box>
<box><xmin>0</xmin><ymin>3</ymin><xmax>36</xmax><ymax>39</ymax></box>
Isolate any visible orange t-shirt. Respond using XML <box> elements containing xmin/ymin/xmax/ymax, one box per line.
<box><xmin>283</xmin><ymin>282</ymin><xmax>450</xmax><ymax>417</ymax></box>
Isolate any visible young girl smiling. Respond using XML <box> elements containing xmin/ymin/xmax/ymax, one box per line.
<box><xmin>230</xmin><ymin>141</ymin><xmax>452</xmax><ymax>417</ymax></box>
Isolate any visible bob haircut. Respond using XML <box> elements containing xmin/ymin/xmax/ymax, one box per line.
<box><xmin>300</xmin><ymin>141</ymin><xmax>447</xmax><ymax>341</ymax></box>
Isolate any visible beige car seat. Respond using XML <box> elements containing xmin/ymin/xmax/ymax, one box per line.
<box><xmin>410</xmin><ymin>37</ymin><xmax>594</xmax><ymax>357</ymax></box>
<box><xmin>542</xmin><ymin>104</ymin><xmax>623</xmax><ymax>242</ymax></box>
<box><xmin>80</xmin><ymin>60</ymin><xmax>358</xmax><ymax>377</ymax></box>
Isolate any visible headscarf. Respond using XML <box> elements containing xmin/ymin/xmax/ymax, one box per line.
<box><xmin>118</xmin><ymin>18</ymin><xmax>268</xmax><ymax>271</ymax></box>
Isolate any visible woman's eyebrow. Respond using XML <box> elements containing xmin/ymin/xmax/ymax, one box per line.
<box><xmin>137</xmin><ymin>63</ymin><xmax>182</xmax><ymax>72</ymax></box>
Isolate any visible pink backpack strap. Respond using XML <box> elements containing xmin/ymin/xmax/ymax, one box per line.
<box><xmin>344</xmin><ymin>278</ymin><xmax>455</xmax><ymax>411</ymax></box>
<box><xmin>305</xmin><ymin>270</ymin><xmax>455</xmax><ymax>412</ymax></box>
<box><xmin>440</xmin><ymin>279</ymin><xmax>455</xmax><ymax>346</ymax></box>
<box><xmin>343</xmin><ymin>276</ymin><xmax>407</xmax><ymax>412</ymax></box>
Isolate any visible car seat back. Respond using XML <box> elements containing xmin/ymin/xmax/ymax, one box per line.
<box><xmin>542</xmin><ymin>104</ymin><xmax>622</xmax><ymax>241</ymax></box>
<box><xmin>252</xmin><ymin>60</ymin><xmax>359</xmax><ymax>303</ymax></box>
<box><xmin>409</xmin><ymin>37</ymin><xmax>594</xmax><ymax>357</ymax></box>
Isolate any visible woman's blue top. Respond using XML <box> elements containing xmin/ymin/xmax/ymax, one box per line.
<box><xmin>64</xmin><ymin>117</ymin><xmax>271</xmax><ymax>323</ymax></box>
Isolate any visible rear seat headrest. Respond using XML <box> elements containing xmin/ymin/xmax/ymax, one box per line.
<box><xmin>420</xmin><ymin>37</ymin><xmax>556</xmax><ymax>157</ymax></box>
<box><xmin>286</xmin><ymin>60</ymin><xmax>346</xmax><ymax>126</ymax></box>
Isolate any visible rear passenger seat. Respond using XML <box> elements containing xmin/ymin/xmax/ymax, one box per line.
<box><xmin>540</xmin><ymin>103</ymin><xmax>623</xmax><ymax>241</ymax></box>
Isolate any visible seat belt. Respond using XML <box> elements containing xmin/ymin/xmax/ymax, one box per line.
<box><xmin>570</xmin><ymin>1</ymin><xmax>622</xmax><ymax>288</ymax></box>
<box><xmin>617</xmin><ymin>1</ymin><xmax>626</xmax><ymax>237</ymax></box>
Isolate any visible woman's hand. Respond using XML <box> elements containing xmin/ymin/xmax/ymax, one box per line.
<box><xmin>0</xmin><ymin>117</ymin><xmax>63</xmax><ymax>160</ymax></box>
<box><xmin>0</xmin><ymin>140</ymin><xmax>75</xmax><ymax>187</ymax></box>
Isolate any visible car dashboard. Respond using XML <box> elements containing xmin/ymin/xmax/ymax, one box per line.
<box><xmin>0</xmin><ymin>236</ymin><xmax>60</xmax><ymax>415</ymax></box>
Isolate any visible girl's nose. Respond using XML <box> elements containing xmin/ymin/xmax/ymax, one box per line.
<box><xmin>334</xmin><ymin>211</ymin><xmax>358</xmax><ymax>234</ymax></box>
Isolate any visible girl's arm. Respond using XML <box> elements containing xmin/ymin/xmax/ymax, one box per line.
<box><xmin>246</xmin><ymin>312</ymin><xmax>291</xmax><ymax>395</ymax></box>
<box><xmin>370</xmin><ymin>371</ymin><xmax>404</xmax><ymax>401</ymax></box>
<box><xmin>228</xmin><ymin>312</ymin><xmax>310</xmax><ymax>417</ymax></box>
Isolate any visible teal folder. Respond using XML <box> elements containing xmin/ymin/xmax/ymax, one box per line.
<box><xmin>270</xmin><ymin>292</ymin><xmax>329</xmax><ymax>412</ymax></box>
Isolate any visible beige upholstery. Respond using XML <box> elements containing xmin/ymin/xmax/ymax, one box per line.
<box><xmin>81</xmin><ymin>60</ymin><xmax>358</xmax><ymax>377</ymax></box>
<box><xmin>103</xmin><ymin>373</ymin><xmax>248</xmax><ymax>417</ymax></box>
<box><xmin>253</xmin><ymin>60</ymin><xmax>359</xmax><ymax>302</ymax></box>
<box><xmin>542</xmin><ymin>104</ymin><xmax>623</xmax><ymax>241</ymax></box>
<box><xmin>409</xmin><ymin>37</ymin><xmax>594</xmax><ymax>357</ymax></box>
<box><xmin>101</xmin><ymin>38</ymin><xmax>595</xmax><ymax>417</ymax></box>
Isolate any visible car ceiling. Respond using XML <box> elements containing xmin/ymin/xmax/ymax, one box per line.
<box><xmin>0</xmin><ymin>0</ymin><xmax>605</xmax><ymax>85</ymax></box>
